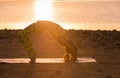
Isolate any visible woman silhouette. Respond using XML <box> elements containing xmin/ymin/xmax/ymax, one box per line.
<box><xmin>18</xmin><ymin>21</ymin><xmax>77</xmax><ymax>63</ymax></box>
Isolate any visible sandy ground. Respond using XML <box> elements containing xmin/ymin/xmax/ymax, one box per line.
<box><xmin>0</xmin><ymin>30</ymin><xmax>120</xmax><ymax>78</ymax></box>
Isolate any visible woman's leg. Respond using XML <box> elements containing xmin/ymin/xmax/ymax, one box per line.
<box><xmin>18</xmin><ymin>31</ymin><xmax>36</xmax><ymax>63</ymax></box>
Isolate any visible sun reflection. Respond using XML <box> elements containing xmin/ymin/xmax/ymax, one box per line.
<box><xmin>34</xmin><ymin>0</ymin><xmax>53</xmax><ymax>21</ymax></box>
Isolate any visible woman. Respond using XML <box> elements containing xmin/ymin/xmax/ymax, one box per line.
<box><xmin>18</xmin><ymin>21</ymin><xmax>77</xmax><ymax>63</ymax></box>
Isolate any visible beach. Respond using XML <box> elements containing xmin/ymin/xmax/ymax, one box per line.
<box><xmin>0</xmin><ymin>29</ymin><xmax>120</xmax><ymax>78</ymax></box>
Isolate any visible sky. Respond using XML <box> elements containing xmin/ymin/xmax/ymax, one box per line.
<box><xmin>0</xmin><ymin>0</ymin><xmax>120</xmax><ymax>30</ymax></box>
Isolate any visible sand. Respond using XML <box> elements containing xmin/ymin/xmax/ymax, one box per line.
<box><xmin>0</xmin><ymin>30</ymin><xmax>120</xmax><ymax>78</ymax></box>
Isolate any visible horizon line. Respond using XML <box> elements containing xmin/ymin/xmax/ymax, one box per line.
<box><xmin>0</xmin><ymin>0</ymin><xmax>119</xmax><ymax>2</ymax></box>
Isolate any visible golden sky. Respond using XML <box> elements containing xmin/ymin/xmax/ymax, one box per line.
<box><xmin>0</xmin><ymin>0</ymin><xmax>120</xmax><ymax>30</ymax></box>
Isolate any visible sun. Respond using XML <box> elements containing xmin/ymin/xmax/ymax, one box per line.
<box><xmin>34</xmin><ymin>0</ymin><xmax>53</xmax><ymax>21</ymax></box>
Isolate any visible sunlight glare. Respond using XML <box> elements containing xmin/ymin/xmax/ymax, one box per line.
<box><xmin>34</xmin><ymin>0</ymin><xmax>53</xmax><ymax>21</ymax></box>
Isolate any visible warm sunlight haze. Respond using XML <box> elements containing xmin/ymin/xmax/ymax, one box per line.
<box><xmin>34</xmin><ymin>0</ymin><xmax>53</xmax><ymax>21</ymax></box>
<box><xmin>0</xmin><ymin>1</ymin><xmax>120</xmax><ymax>30</ymax></box>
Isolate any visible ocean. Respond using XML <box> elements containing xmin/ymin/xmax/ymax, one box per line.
<box><xmin>0</xmin><ymin>1</ymin><xmax>120</xmax><ymax>30</ymax></box>
<box><xmin>53</xmin><ymin>1</ymin><xmax>120</xmax><ymax>30</ymax></box>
